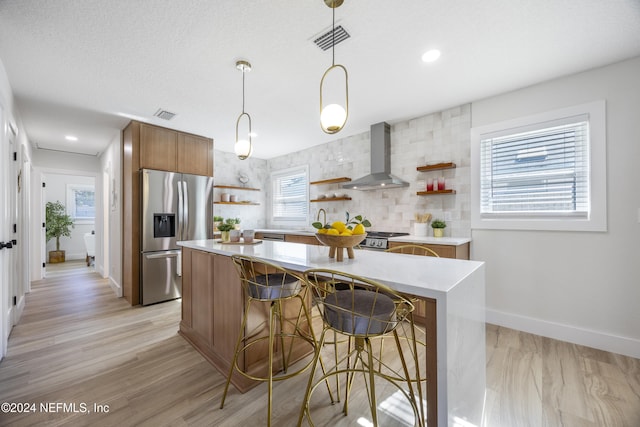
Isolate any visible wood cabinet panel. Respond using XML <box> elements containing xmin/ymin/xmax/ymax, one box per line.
<box><xmin>284</xmin><ymin>234</ymin><xmax>320</xmax><ymax>245</ymax></box>
<box><xmin>388</xmin><ymin>241</ymin><xmax>469</xmax><ymax>260</ymax></box>
<box><xmin>140</xmin><ymin>123</ymin><xmax>178</xmax><ymax>171</ymax></box>
<box><xmin>177</xmin><ymin>133</ymin><xmax>213</xmax><ymax>176</ymax></box>
<box><xmin>212</xmin><ymin>253</ymin><xmax>243</xmax><ymax>364</ymax></box>
<box><xmin>191</xmin><ymin>249</ymin><xmax>215</xmax><ymax>347</ymax></box>
<box><xmin>179</xmin><ymin>248</ymin><xmax>313</xmax><ymax>392</ymax></box>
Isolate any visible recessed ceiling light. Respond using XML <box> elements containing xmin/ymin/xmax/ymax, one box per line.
<box><xmin>65</xmin><ymin>135</ymin><xmax>78</xmax><ymax>141</ymax></box>
<box><xmin>421</xmin><ymin>49</ymin><xmax>441</xmax><ymax>63</ymax></box>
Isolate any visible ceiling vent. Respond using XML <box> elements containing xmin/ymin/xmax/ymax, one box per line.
<box><xmin>313</xmin><ymin>25</ymin><xmax>350</xmax><ymax>51</ymax></box>
<box><xmin>153</xmin><ymin>108</ymin><xmax>176</xmax><ymax>121</ymax></box>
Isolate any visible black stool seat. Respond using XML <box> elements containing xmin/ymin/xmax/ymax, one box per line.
<box><xmin>324</xmin><ymin>289</ymin><xmax>396</xmax><ymax>336</ymax></box>
<box><xmin>247</xmin><ymin>273</ymin><xmax>301</xmax><ymax>300</ymax></box>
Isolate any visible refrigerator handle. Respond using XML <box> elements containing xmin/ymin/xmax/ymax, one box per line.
<box><xmin>177</xmin><ymin>180</ymin><xmax>184</xmax><ymax>240</ymax></box>
<box><xmin>182</xmin><ymin>180</ymin><xmax>189</xmax><ymax>240</ymax></box>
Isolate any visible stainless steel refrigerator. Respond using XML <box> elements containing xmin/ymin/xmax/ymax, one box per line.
<box><xmin>140</xmin><ymin>169</ymin><xmax>213</xmax><ymax>305</ymax></box>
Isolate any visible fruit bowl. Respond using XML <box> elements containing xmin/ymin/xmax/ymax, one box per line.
<box><xmin>315</xmin><ymin>233</ymin><xmax>367</xmax><ymax>261</ymax></box>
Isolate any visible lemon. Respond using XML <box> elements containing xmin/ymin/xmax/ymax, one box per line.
<box><xmin>317</xmin><ymin>228</ymin><xmax>328</xmax><ymax>234</ymax></box>
<box><xmin>326</xmin><ymin>228</ymin><xmax>339</xmax><ymax>235</ymax></box>
<box><xmin>331</xmin><ymin>221</ymin><xmax>347</xmax><ymax>232</ymax></box>
<box><xmin>340</xmin><ymin>230</ymin><xmax>353</xmax><ymax>236</ymax></box>
<box><xmin>352</xmin><ymin>224</ymin><xmax>366</xmax><ymax>235</ymax></box>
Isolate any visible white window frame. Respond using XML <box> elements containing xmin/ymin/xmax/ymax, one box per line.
<box><xmin>66</xmin><ymin>183</ymin><xmax>95</xmax><ymax>224</ymax></box>
<box><xmin>269</xmin><ymin>165</ymin><xmax>309</xmax><ymax>228</ymax></box>
<box><xmin>471</xmin><ymin>100</ymin><xmax>606</xmax><ymax>232</ymax></box>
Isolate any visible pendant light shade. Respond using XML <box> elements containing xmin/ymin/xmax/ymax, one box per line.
<box><xmin>235</xmin><ymin>60</ymin><xmax>253</xmax><ymax>160</ymax></box>
<box><xmin>320</xmin><ymin>0</ymin><xmax>349</xmax><ymax>134</ymax></box>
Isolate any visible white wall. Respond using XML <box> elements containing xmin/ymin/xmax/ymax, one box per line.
<box><xmin>43</xmin><ymin>173</ymin><xmax>95</xmax><ymax>261</ymax></box>
<box><xmin>471</xmin><ymin>56</ymin><xmax>640</xmax><ymax>358</ymax></box>
<box><xmin>213</xmin><ymin>150</ymin><xmax>268</xmax><ymax>230</ymax></box>
<box><xmin>99</xmin><ymin>134</ymin><xmax>122</xmax><ymax>295</ymax></box>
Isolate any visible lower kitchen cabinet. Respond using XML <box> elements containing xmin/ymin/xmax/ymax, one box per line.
<box><xmin>284</xmin><ymin>234</ymin><xmax>321</xmax><ymax>245</ymax></box>
<box><xmin>179</xmin><ymin>247</ymin><xmax>312</xmax><ymax>392</ymax></box>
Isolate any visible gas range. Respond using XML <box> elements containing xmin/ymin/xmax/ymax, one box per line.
<box><xmin>361</xmin><ymin>231</ymin><xmax>410</xmax><ymax>251</ymax></box>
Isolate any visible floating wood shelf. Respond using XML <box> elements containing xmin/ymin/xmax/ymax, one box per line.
<box><xmin>214</xmin><ymin>185</ymin><xmax>260</xmax><ymax>191</ymax></box>
<box><xmin>310</xmin><ymin>177</ymin><xmax>351</xmax><ymax>185</ymax></box>
<box><xmin>416</xmin><ymin>190</ymin><xmax>456</xmax><ymax>196</ymax></box>
<box><xmin>214</xmin><ymin>201</ymin><xmax>260</xmax><ymax>205</ymax></box>
<box><xmin>416</xmin><ymin>162</ymin><xmax>456</xmax><ymax>172</ymax></box>
<box><xmin>310</xmin><ymin>197</ymin><xmax>352</xmax><ymax>203</ymax></box>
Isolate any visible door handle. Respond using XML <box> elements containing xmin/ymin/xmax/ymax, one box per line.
<box><xmin>144</xmin><ymin>250</ymin><xmax>181</xmax><ymax>259</ymax></box>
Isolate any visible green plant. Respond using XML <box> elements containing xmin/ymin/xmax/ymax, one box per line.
<box><xmin>218</xmin><ymin>219</ymin><xmax>235</xmax><ymax>232</ymax></box>
<box><xmin>431</xmin><ymin>219</ymin><xmax>446</xmax><ymax>229</ymax></box>
<box><xmin>46</xmin><ymin>201</ymin><xmax>74</xmax><ymax>251</ymax></box>
<box><xmin>232</xmin><ymin>217</ymin><xmax>241</xmax><ymax>225</ymax></box>
<box><xmin>213</xmin><ymin>216</ymin><xmax>223</xmax><ymax>222</ymax></box>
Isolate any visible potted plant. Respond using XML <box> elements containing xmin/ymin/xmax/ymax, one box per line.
<box><xmin>213</xmin><ymin>216</ymin><xmax>223</xmax><ymax>231</ymax></box>
<box><xmin>232</xmin><ymin>217</ymin><xmax>241</xmax><ymax>230</ymax></box>
<box><xmin>46</xmin><ymin>201</ymin><xmax>75</xmax><ymax>263</ymax></box>
<box><xmin>431</xmin><ymin>219</ymin><xmax>446</xmax><ymax>238</ymax></box>
<box><xmin>218</xmin><ymin>219</ymin><xmax>235</xmax><ymax>242</ymax></box>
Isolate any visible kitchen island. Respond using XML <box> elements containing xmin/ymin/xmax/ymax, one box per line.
<box><xmin>177</xmin><ymin>239</ymin><xmax>485</xmax><ymax>427</ymax></box>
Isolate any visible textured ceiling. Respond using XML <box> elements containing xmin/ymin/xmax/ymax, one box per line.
<box><xmin>1</xmin><ymin>0</ymin><xmax>639</xmax><ymax>159</ymax></box>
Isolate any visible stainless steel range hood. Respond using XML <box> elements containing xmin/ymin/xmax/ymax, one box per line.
<box><xmin>342</xmin><ymin>122</ymin><xmax>409</xmax><ymax>190</ymax></box>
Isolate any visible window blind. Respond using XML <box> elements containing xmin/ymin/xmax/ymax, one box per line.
<box><xmin>272</xmin><ymin>167</ymin><xmax>308</xmax><ymax>222</ymax></box>
<box><xmin>479</xmin><ymin>115</ymin><xmax>589</xmax><ymax>218</ymax></box>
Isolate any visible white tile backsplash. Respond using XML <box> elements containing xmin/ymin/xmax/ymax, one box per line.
<box><xmin>214</xmin><ymin>104</ymin><xmax>471</xmax><ymax>237</ymax></box>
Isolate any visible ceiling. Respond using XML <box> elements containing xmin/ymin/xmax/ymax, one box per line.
<box><xmin>1</xmin><ymin>1</ymin><xmax>639</xmax><ymax>160</ymax></box>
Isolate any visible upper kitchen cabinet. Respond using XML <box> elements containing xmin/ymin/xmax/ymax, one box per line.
<box><xmin>138</xmin><ymin>122</ymin><xmax>213</xmax><ymax>176</ymax></box>
<box><xmin>177</xmin><ymin>133</ymin><xmax>214</xmax><ymax>176</ymax></box>
<box><xmin>140</xmin><ymin>124</ymin><xmax>178</xmax><ymax>171</ymax></box>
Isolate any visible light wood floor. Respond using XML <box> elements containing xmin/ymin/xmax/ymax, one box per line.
<box><xmin>0</xmin><ymin>261</ymin><xmax>638</xmax><ymax>426</ymax></box>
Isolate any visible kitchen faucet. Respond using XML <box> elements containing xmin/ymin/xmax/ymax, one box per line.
<box><xmin>316</xmin><ymin>208</ymin><xmax>326</xmax><ymax>226</ymax></box>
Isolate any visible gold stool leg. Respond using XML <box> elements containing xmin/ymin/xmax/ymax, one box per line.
<box><xmin>364</xmin><ymin>338</ymin><xmax>379</xmax><ymax>426</ymax></box>
<box><xmin>267</xmin><ymin>300</ymin><xmax>277</xmax><ymax>427</ymax></box>
<box><xmin>297</xmin><ymin>328</ymin><xmax>329</xmax><ymax>426</ymax></box>
<box><xmin>220</xmin><ymin>299</ymin><xmax>253</xmax><ymax>409</ymax></box>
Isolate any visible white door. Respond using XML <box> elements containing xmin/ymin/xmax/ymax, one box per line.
<box><xmin>0</xmin><ymin>103</ymin><xmax>9</xmax><ymax>359</ymax></box>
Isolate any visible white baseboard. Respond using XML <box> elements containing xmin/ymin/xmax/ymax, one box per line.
<box><xmin>108</xmin><ymin>276</ymin><xmax>122</xmax><ymax>298</ymax></box>
<box><xmin>486</xmin><ymin>308</ymin><xmax>640</xmax><ymax>359</ymax></box>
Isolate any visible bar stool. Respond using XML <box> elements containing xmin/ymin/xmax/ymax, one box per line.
<box><xmin>384</xmin><ymin>244</ymin><xmax>440</xmax><ymax>424</ymax></box>
<box><xmin>298</xmin><ymin>269</ymin><xmax>422</xmax><ymax>427</ymax></box>
<box><xmin>220</xmin><ymin>255</ymin><xmax>318</xmax><ymax>426</ymax></box>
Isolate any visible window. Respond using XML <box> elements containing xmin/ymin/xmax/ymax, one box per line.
<box><xmin>66</xmin><ymin>184</ymin><xmax>95</xmax><ymax>223</ymax></box>
<box><xmin>271</xmin><ymin>165</ymin><xmax>309</xmax><ymax>226</ymax></box>
<box><xmin>471</xmin><ymin>101</ymin><xmax>606</xmax><ymax>231</ymax></box>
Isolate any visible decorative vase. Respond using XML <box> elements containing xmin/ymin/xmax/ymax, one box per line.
<box><xmin>414</xmin><ymin>222</ymin><xmax>428</xmax><ymax>237</ymax></box>
<box><xmin>220</xmin><ymin>231</ymin><xmax>230</xmax><ymax>242</ymax></box>
<box><xmin>433</xmin><ymin>228</ymin><xmax>444</xmax><ymax>238</ymax></box>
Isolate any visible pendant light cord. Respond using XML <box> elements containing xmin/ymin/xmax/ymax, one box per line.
<box><xmin>331</xmin><ymin>6</ymin><xmax>336</xmax><ymax>66</ymax></box>
<box><xmin>242</xmin><ymin>69</ymin><xmax>246</xmax><ymax>113</ymax></box>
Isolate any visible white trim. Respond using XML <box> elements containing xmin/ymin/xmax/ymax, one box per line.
<box><xmin>471</xmin><ymin>100</ymin><xmax>607</xmax><ymax>232</ymax></box>
<box><xmin>109</xmin><ymin>276</ymin><xmax>122</xmax><ymax>297</ymax></box>
<box><xmin>486</xmin><ymin>308</ymin><xmax>640</xmax><ymax>359</ymax></box>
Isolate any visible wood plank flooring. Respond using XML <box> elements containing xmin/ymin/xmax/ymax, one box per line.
<box><xmin>0</xmin><ymin>261</ymin><xmax>638</xmax><ymax>426</ymax></box>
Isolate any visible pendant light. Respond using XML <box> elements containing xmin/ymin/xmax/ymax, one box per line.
<box><xmin>235</xmin><ymin>60</ymin><xmax>253</xmax><ymax>160</ymax></box>
<box><xmin>320</xmin><ymin>0</ymin><xmax>348</xmax><ymax>134</ymax></box>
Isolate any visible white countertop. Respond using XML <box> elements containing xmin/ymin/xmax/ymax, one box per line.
<box><xmin>387</xmin><ymin>235</ymin><xmax>471</xmax><ymax>246</ymax></box>
<box><xmin>177</xmin><ymin>239</ymin><xmax>483</xmax><ymax>300</ymax></box>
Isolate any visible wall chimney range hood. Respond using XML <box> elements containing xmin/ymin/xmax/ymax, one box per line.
<box><xmin>342</xmin><ymin>122</ymin><xmax>409</xmax><ymax>190</ymax></box>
